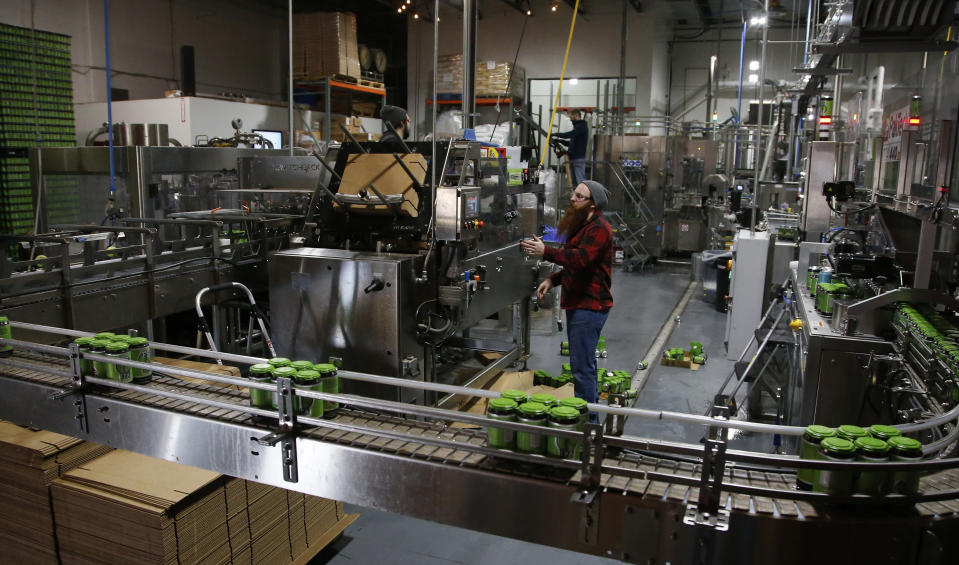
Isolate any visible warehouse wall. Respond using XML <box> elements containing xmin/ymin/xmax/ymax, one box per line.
<box><xmin>0</xmin><ymin>0</ymin><xmax>285</xmax><ymax>104</ymax></box>
<box><xmin>405</xmin><ymin>2</ymin><xmax>673</xmax><ymax>139</ymax></box>
<box><xmin>667</xmin><ymin>25</ymin><xmax>807</xmax><ymax>125</ymax></box>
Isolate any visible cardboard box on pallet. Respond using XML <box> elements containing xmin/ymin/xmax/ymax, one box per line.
<box><xmin>435</xmin><ymin>54</ymin><xmax>525</xmax><ymax>97</ymax></box>
<box><xmin>293</xmin><ymin>12</ymin><xmax>361</xmax><ymax>79</ymax></box>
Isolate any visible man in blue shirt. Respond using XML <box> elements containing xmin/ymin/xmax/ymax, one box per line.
<box><xmin>554</xmin><ymin>109</ymin><xmax>589</xmax><ymax>186</ymax></box>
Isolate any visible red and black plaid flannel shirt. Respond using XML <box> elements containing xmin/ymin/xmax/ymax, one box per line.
<box><xmin>545</xmin><ymin>211</ymin><xmax>614</xmax><ymax>311</ymax></box>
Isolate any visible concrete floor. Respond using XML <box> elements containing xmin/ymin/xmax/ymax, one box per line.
<box><xmin>311</xmin><ymin>264</ymin><xmax>748</xmax><ymax>565</ymax></box>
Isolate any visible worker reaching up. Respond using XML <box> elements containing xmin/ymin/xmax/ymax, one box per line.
<box><xmin>553</xmin><ymin>109</ymin><xmax>589</xmax><ymax>186</ymax></box>
<box><xmin>521</xmin><ymin>180</ymin><xmax>613</xmax><ymax>420</ymax></box>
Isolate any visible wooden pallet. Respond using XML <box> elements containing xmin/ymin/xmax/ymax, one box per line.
<box><xmin>358</xmin><ymin>78</ymin><xmax>384</xmax><ymax>90</ymax></box>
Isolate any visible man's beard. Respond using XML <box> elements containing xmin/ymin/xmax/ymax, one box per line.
<box><xmin>402</xmin><ymin>126</ymin><xmax>410</xmax><ymax>140</ymax></box>
<box><xmin>557</xmin><ymin>204</ymin><xmax>591</xmax><ymax>239</ymax></box>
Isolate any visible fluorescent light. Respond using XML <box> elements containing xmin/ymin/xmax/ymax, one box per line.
<box><xmin>749</xmin><ymin>60</ymin><xmax>760</xmax><ymax>71</ymax></box>
<box><xmin>748</xmin><ymin>73</ymin><xmax>759</xmax><ymax>84</ymax></box>
<box><xmin>570</xmin><ymin>78</ymin><xmax>579</xmax><ymax>85</ymax></box>
<box><xmin>750</xmin><ymin>15</ymin><xmax>767</xmax><ymax>26</ymax></box>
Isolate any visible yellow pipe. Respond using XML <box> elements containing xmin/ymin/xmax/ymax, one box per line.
<box><xmin>543</xmin><ymin>0</ymin><xmax>581</xmax><ymax>165</ymax></box>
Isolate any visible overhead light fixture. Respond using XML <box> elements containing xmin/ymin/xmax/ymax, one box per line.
<box><xmin>748</xmin><ymin>73</ymin><xmax>759</xmax><ymax>84</ymax></box>
<box><xmin>413</xmin><ymin>12</ymin><xmax>419</xmax><ymax>19</ymax></box>
<box><xmin>750</xmin><ymin>15</ymin><xmax>767</xmax><ymax>26</ymax></box>
<box><xmin>712</xmin><ymin>112</ymin><xmax>719</xmax><ymax>122</ymax></box>
<box><xmin>749</xmin><ymin>60</ymin><xmax>760</xmax><ymax>71</ymax></box>
<box><xmin>397</xmin><ymin>7</ymin><xmax>402</xmax><ymax>12</ymax></box>
<box><xmin>526</xmin><ymin>8</ymin><xmax>532</xmax><ymax>15</ymax></box>
<box><xmin>551</xmin><ymin>4</ymin><xmax>558</xmax><ymax>11</ymax></box>
<box><xmin>570</xmin><ymin>78</ymin><xmax>578</xmax><ymax>85</ymax></box>
<box><xmin>407</xmin><ymin>0</ymin><xmax>411</xmax><ymax>3</ymax></box>
<box><xmin>436</xmin><ymin>16</ymin><xmax>440</xmax><ymax>21</ymax></box>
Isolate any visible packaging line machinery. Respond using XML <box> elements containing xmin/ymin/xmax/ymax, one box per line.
<box><xmin>2</xmin><ymin>322</ymin><xmax>959</xmax><ymax>564</ymax></box>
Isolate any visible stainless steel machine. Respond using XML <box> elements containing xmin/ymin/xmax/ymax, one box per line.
<box><xmin>267</xmin><ymin>139</ymin><xmax>543</xmax><ymax>402</ymax></box>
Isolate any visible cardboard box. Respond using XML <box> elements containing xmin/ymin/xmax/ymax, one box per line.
<box><xmin>293</xmin><ymin>12</ymin><xmax>361</xmax><ymax>79</ymax></box>
<box><xmin>435</xmin><ymin>54</ymin><xmax>525</xmax><ymax>97</ymax></box>
<box><xmin>51</xmin><ymin>449</ymin><xmax>356</xmax><ymax>564</ymax></box>
<box><xmin>336</xmin><ymin>153</ymin><xmax>427</xmax><ymax>217</ymax></box>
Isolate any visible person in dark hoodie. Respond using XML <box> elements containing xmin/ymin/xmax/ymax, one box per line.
<box><xmin>379</xmin><ymin>104</ymin><xmax>410</xmax><ymax>148</ymax></box>
<box><xmin>554</xmin><ymin>109</ymin><xmax>589</xmax><ymax>186</ymax></box>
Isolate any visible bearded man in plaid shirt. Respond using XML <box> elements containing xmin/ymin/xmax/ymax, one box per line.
<box><xmin>521</xmin><ymin>180</ymin><xmax>614</xmax><ymax>421</ymax></box>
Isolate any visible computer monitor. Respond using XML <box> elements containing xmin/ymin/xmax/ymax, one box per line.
<box><xmin>252</xmin><ymin>129</ymin><xmax>283</xmax><ymax>149</ymax></box>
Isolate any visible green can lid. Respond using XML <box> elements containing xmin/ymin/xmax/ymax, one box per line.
<box><xmin>290</xmin><ymin>360</ymin><xmax>314</xmax><ymax>370</ymax></box>
<box><xmin>821</xmin><ymin>436</ymin><xmax>856</xmax><ymax>455</ymax></box>
<box><xmin>854</xmin><ymin>436</ymin><xmax>889</xmax><ymax>454</ymax></box>
<box><xmin>549</xmin><ymin>406</ymin><xmax>580</xmax><ymax>420</ymax></box>
<box><xmin>804</xmin><ymin>425</ymin><xmax>836</xmax><ymax>440</ymax></box>
<box><xmin>518</xmin><ymin>402</ymin><xmax>548</xmax><ymax>416</ymax></box>
<box><xmin>273</xmin><ymin>366</ymin><xmax>297</xmax><ymax>377</ymax></box>
<box><xmin>128</xmin><ymin>337</ymin><xmax>149</xmax><ymax>346</ymax></box>
<box><xmin>560</xmin><ymin>397</ymin><xmax>588</xmax><ymax>410</ymax></box>
<box><xmin>295</xmin><ymin>369</ymin><xmax>320</xmax><ymax>382</ymax></box>
<box><xmin>250</xmin><ymin>363</ymin><xmax>274</xmax><ymax>375</ymax></box>
<box><xmin>105</xmin><ymin>341</ymin><xmax>129</xmax><ymax>352</ymax></box>
<box><xmin>501</xmin><ymin>390</ymin><xmax>527</xmax><ymax>402</ymax></box>
<box><xmin>869</xmin><ymin>424</ymin><xmax>902</xmax><ymax>439</ymax></box>
<box><xmin>313</xmin><ymin>363</ymin><xmax>337</xmax><ymax>375</ymax></box>
<box><xmin>837</xmin><ymin>424</ymin><xmax>867</xmax><ymax>439</ymax></box>
<box><xmin>268</xmin><ymin>357</ymin><xmax>292</xmax><ymax>367</ymax></box>
<box><xmin>109</xmin><ymin>335</ymin><xmax>132</xmax><ymax>343</ymax></box>
<box><xmin>0</xmin><ymin>316</ymin><xmax>8</xmax><ymax>323</ymax></box>
<box><xmin>90</xmin><ymin>339</ymin><xmax>111</xmax><ymax>349</ymax></box>
<box><xmin>73</xmin><ymin>337</ymin><xmax>94</xmax><ymax>346</ymax></box>
<box><xmin>489</xmin><ymin>397</ymin><xmax>517</xmax><ymax>410</ymax></box>
<box><xmin>888</xmin><ymin>436</ymin><xmax>923</xmax><ymax>453</ymax></box>
<box><xmin>529</xmin><ymin>393</ymin><xmax>557</xmax><ymax>405</ymax></box>
<box><xmin>93</xmin><ymin>332</ymin><xmax>116</xmax><ymax>339</ymax></box>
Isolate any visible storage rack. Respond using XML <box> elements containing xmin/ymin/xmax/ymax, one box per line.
<box><xmin>426</xmin><ymin>95</ymin><xmax>522</xmax><ymax>146</ymax></box>
<box><xmin>292</xmin><ymin>78</ymin><xmax>387</xmax><ymax>142</ymax></box>
<box><xmin>0</xmin><ymin>23</ymin><xmax>77</xmax><ymax>256</ymax></box>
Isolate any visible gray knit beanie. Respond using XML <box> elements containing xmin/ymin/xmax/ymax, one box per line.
<box><xmin>581</xmin><ymin>180</ymin><xmax>609</xmax><ymax>210</ymax></box>
<box><xmin>380</xmin><ymin>105</ymin><xmax>408</xmax><ymax>127</ymax></box>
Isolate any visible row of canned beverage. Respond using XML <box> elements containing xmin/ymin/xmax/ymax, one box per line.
<box><xmin>71</xmin><ymin>333</ymin><xmax>153</xmax><ymax>383</ymax></box>
<box><xmin>247</xmin><ymin>358</ymin><xmax>341</xmax><ymax>420</ymax></box>
<box><xmin>532</xmin><ymin>366</ymin><xmax>634</xmax><ymax>396</ymax></box>
<box><xmin>798</xmin><ymin>423</ymin><xmax>923</xmax><ymax>496</ymax></box>
<box><xmin>486</xmin><ymin>390</ymin><xmax>590</xmax><ymax>459</ymax></box>
<box><xmin>896</xmin><ymin>303</ymin><xmax>959</xmax><ymax>377</ymax></box>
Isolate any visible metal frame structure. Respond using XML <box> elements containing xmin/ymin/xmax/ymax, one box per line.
<box><xmin>2</xmin><ymin>322</ymin><xmax>959</xmax><ymax>563</ymax></box>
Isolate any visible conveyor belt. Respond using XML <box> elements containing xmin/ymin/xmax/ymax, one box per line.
<box><xmin>5</xmin><ymin>349</ymin><xmax>959</xmax><ymax>525</ymax></box>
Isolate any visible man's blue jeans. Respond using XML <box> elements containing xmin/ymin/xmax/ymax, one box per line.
<box><xmin>566</xmin><ymin>308</ymin><xmax>609</xmax><ymax>419</ymax></box>
<box><xmin>570</xmin><ymin>158</ymin><xmax>586</xmax><ymax>187</ymax></box>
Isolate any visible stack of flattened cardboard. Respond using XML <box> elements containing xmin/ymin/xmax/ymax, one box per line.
<box><xmin>0</xmin><ymin>421</ymin><xmax>112</xmax><ymax>564</ymax></box>
<box><xmin>293</xmin><ymin>12</ymin><xmax>361</xmax><ymax>79</ymax></box>
<box><xmin>52</xmin><ymin>450</ymin><xmax>354</xmax><ymax>564</ymax></box>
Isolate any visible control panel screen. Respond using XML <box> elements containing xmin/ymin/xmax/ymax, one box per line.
<box><xmin>464</xmin><ymin>194</ymin><xmax>479</xmax><ymax>218</ymax></box>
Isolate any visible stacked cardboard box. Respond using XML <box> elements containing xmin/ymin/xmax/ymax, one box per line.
<box><xmin>293</xmin><ymin>12</ymin><xmax>361</xmax><ymax>79</ymax></box>
<box><xmin>51</xmin><ymin>450</ymin><xmax>354</xmax><ymax>564</ymax></box>
<box><xmin>0</xmin><ymin>421</ymin><xmax>112</xmax><ymax>564</ymax></box>
<box><xmin>435</xmin><ymin>54</ymin><xmax>526</xmax><ymax>98</ymax></box>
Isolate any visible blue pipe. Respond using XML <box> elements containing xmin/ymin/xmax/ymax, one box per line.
<box><xmin>104</xmin><ymin>0</ymin><xmax>116</xmax><ymax>196</ymax></box>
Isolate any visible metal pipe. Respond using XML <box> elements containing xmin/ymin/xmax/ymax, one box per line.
<box><xmin>462</xmin><ymin>0</ymin><xmax>475</xmax><ymax>130</ymax></box>
<box><xmin>751</xmin><ymin>0</ymin><xmax>769</xmax><ymax>234</ymax></box>
<box><xmin>432</xmin><ymin>0</ymin><xmax>439</xmax><ymax>191</ymax></box>
<box><xmin>618</xmin><ymin>0</ymin><xmax>627</xmax><ymax>135</ymax></box>
<box><xmin>288</xmin><ymin>0</ymin><xmax>294</xmax><ymax>156</ymax></box>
